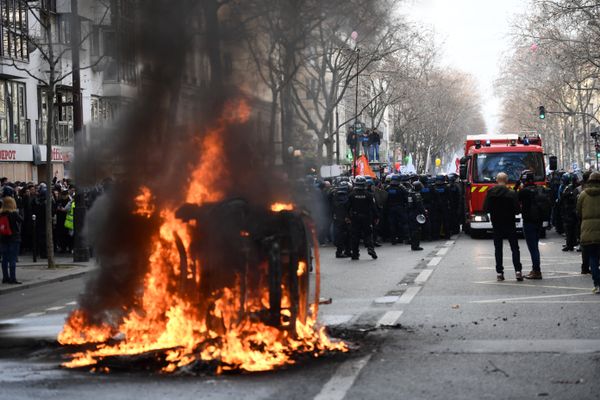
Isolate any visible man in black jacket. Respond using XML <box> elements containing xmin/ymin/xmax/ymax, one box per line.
<box><xmin>517</xmin><ymin>170</ymin><xmax>548</xmax><ymax>279</ymax></box>
<box><xmin>483</xmin><ymin>172</ymin><xmax>523</xmax><ymax>281</ymax></box>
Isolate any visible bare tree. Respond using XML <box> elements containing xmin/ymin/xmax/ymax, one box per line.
<box><xmin>0</xmin><ymin>1</ymin><xmax>109</xmax><ymax>268</ymax></box>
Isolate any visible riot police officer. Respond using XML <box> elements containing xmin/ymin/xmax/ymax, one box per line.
<box><xmin>419</xmin><ymin>175</ymin><xmax>434</xmax><ymax>241</ymax></box>
<box><xmin>408</xmin><ymin>181</ymin><xmax>426</xmax><ymax>251</ymax></box>
<box><xmin>330</xmin><ymin>181</ymin><xmax>352</xmax><ymax>258</ymax></box>
<box><xmin>447</xmin><ymin>173</ymin><xmax>462</xmax><ymax>235</ymax></box>
<box><xmin>348</xmin><ymin>176</ymin><xmax>378</xmax><ymax>260</ymax></box>
<box><xmin>560</xmin><ymin>173</ymin><xmax>580</xmax><ymax>251</ymax></box>
<box><xmin>385</xmin><ymin>174</ymin><xmax>408</xmax><ymax>244</ymax></box>
<box><xmin>560</xmin><ymin>174</ymin><xmax>579</xmax><ymax>251</ymax></box>
<box><xmin>431</xmin><ymin>175</ymin><xmax>451</xmax><ymax>240</ymax></box>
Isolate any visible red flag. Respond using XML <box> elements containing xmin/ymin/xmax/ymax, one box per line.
<box><xmin>352</xmin><ymin>155</ymin><xmax>376</xmax><ymax>177</ymax></box>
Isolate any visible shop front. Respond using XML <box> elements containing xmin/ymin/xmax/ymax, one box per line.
<box><xmin>0</xmin><ymin>143</ymin><xmax>73</xmax><ymax>183</ymax></box>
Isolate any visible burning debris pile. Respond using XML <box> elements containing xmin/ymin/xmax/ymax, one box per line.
<box><xmin>58</xmin><ymin>99</ymin><xmax>347</xmax><ymax>373</ymax></box>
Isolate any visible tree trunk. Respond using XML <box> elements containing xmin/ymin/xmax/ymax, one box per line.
<box><xmin>269</xmin><ymin>90</ymin><xmax>278</xmax><ymax>166</ymax></box>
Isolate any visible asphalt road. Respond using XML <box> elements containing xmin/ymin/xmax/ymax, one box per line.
<box><xmin>0</xmin><ymin>231</ymin><xmax>599</xmax><ymax>400</ymax></box>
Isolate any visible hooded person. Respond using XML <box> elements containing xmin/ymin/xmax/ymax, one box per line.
<box><xmin>483</xmin><ymin>172</ymin><xmax>523</xmax><ymax>281</ymax></box>
<box><xmin>576</xmin><ymin>171</ymin><xmax>600</xmax><ymax>293</ymax></box>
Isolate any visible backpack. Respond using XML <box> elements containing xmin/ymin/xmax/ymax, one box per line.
<box><xmin>529</xmin><ymin>187</ymin><xmax>552</xmax><ymax>223</ymax></box>
<box><xmin>0</xmin><ymin>214</ymin><xmax>12</xmax><ymax>236</ymax></box>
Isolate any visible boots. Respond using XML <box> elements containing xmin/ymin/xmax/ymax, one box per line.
<box><xmin>524</xmin><ymin>270</ymin><xmax>542</xmax><ymax>280</ymax></box>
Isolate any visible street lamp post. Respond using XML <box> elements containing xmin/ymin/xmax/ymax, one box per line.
<box><xmin>353</xmin><ymin>47</ymin><xmax>360</xmax><ymax>177</ymax></box>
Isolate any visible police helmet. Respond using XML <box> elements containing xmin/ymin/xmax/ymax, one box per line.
<box><xmin>561</xmin><ymin>173</ymin><xmax>571</xmax><ymax>185</ymax></box>
<box><xmin>390</xmin><ymin>174</ymin><xmax>401</xmax><ymax>186</ymax></box>
<box><xmin>435</xmin><ymin>174</ymin><xmax>446</xmax><ymax>184</ymax></box>
<box><xmin>335</xmin><ymin>181</ymin><xmax>350</xmax><ymax>193</ymax></box>
<box><xmin>448</xmin><ymin>173</ymin><xmax>458</xmax><ymax>183</ymax></box>
<box><xmin>412</xmin><ymin>181</ymin><xmax>424</xmax><ymax>192</ymax></box>
<box><xmin>365</xmin><ymin>176</ymin><xmax>374</xmax><ymax>187</ymax></box>
<box><xmin>520</xmin><ymin>169</ymin><xmax>535</xmax><ymax>184</ymax></box>
<box><xmin>354</xmin><ymin>176</ymin><xmax>367</xmax><ymax>189</ymax></box>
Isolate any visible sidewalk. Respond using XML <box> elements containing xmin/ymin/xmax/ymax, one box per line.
<box><xmin>0</xmin><ymin>254</ymin><xmax>97</xmax><ymax>295</ymax></box>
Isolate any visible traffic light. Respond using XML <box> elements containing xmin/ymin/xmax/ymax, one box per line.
<box><xmin>538</xmin><ymin>105</ymin><xmax>546</xmax><ymax>120</ymax></box>
<box><xmin>596</xmin><ymin>143</ymin><xmax>600</xmax><ymax>157</ymax></box>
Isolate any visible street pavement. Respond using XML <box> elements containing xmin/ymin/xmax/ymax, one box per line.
<box><xmin>0</xmin><ymin>232</ymin><xmax>599</xmax><ymax>399</ymax></box>
<box><xmin>0</xmin><ymin>254</ymin><xmax>96</xmax><ymax>295</ymax></box>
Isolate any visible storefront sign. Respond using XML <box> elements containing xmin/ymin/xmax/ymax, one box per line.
<box><xmin>0</xmin><ymin>143</ymin><xmax>73</xmax><ymax>163</ymax></box>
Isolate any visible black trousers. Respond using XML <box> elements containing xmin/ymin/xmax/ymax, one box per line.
<box><xmin>492</xmin><ymin>227</ymin><xmax>522</xmax><ymax>274</ymax></box>
<box><xmin>333</xmin><ymin>221</ymin><xmax>350</xmax><ymax>255</ymax></box>
<box><xmin>351</xmin><ymin>216</ymin><xmax>374</xmax><ymax>256</ymax></box>
<box><xmin>564</xmin><ymin>221</ymin><xmax>578</xmax><ymax>249</ymax></box>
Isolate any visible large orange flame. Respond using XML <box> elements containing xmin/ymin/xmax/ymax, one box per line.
<box><xmin>59</xmin><ymin>99</ymin><xmax>347</xmax><ymax>373</ymax></box>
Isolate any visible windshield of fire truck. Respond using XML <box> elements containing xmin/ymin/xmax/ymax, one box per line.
<box><xmin>473</xmin><ymin>152</ymin><xmax>545</xmax><ymax>183</ymax></box>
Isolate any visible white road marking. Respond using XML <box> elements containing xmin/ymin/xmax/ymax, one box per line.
<box><xmin>313</xmin><ymin>355</ymin><xmax>372</xmax><ymax>400</ymax></box>
<box><xmin>473</xmin><ymin>281</ymin><xmax>591</xmax><ymax>291</ymax></box>
<box><xmin>471</xmin><ymin>292</ymin><xmax>591</xmax><ymax>304</ymax></box>
<box><xmin>65</xmin><ymin>301</ymin><xmax>77</xmax><ymax>306</ymax></box>
<box><xmin>424</xmin><ymin>339</ymin><xmax>600</xmax><ymax>354</ymax></box>
<box><xmin>320</xmin><ymin>315</ymin><xmax>354</xmax><ymax>326</ymax></box>
<box><xmin>397</xmin><ymin>287</ymin><xmax>421</xmax><ymax>304</ymax></box>
<box><xmin>415</xmin><ymin>269</ymin><xmax>433</xmax><ymax>284</ymax></box>
<box><xmin>427</xmin><ymin>257</ymin><xmax>442</xmax><ymax>267</ymax></box>
<box><xmin>376</xmin><ymin>310</ymin><xmax>403</xmax><ymax>327</ymax></box>
<box><xmin>45</xmin><ymin>306</ymin><xmax>65</xmax><ymax>311</ymax></box>
<box><xmin>374</xmin><ymin>296</ymin><xmax>399</xmax><ymax>305</ymax></box>
<box><xmin>24</xmin><ymin>312</ymin><xmax>44</xmax><ymax>318</ymax></box>
<box><xmin>445</xmin><ymin>240</ymin><xmax>455</xmax><ymax>246</ymax></box>
<box><xmin>436</xmin><ymin>247</ymin><xmax>449</xmax><ymax>256</ymax></box>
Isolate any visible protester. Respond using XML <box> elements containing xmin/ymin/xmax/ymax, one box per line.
<box><xmin>516</xmin><ymin>170</ymin><xmax>551</xmax><ymax>279</ymax></box>
<box><xmin>576</xmin><ymin>171</ymin><xmax>600</xmax><ymax>294</ymax></box>
<box><xmin>0</xmin><ymin>196</ymin><xmax>24</xmax><ymax>284</ymax></box>
<box><xmin>368</xmin><ymin>129</ymin><xmax>380</xmax><ymax>162</ymax></box>
<box><xmin>483</xmin><ymin>172</ymin><xmax>523</xmax><ymax>281</ymax></box>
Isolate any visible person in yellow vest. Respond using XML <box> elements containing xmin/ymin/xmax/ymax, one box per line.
<box><xmin>64</xmin><ymin>199</ymin><xmax>75</xmax><ymax>254</ymax></box>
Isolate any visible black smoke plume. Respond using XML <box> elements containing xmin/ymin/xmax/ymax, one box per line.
<box><xmin>75</xmin><ymin>1</ymin><xmax>290</xmax><ymax>326</ymax></box>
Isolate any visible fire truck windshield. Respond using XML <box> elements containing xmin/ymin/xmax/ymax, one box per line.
<box><xmin>473</xmin><ymin>152</ymin><xmax>545</xmax><ymax>183</ymax></box>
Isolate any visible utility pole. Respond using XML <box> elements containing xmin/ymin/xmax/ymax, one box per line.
<box><xmin>71</xmin><ymin>0</ymin><xmax>90</xmax><ymax>262</ymax></box>
<box><xmin>353</xmin><ymin>47</ymin><xmax>360</xmax><ymax>177</ymax></box>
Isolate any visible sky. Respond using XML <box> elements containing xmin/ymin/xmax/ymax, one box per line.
<box><xmin>404</xmin><ymin>0</ymin><xmax>529</xmax><ymax>134</ymax></box>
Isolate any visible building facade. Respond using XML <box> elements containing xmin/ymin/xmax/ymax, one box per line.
<box><xmin>0</xmin><ymin>0</ymin><xmax>135</xmax><ymax>182</ymax></box>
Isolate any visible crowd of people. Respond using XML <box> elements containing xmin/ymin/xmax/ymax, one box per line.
<box><xmin>299</xmin><ymin>172</ymin><xmax>464</xmax><ymax>260</ymax></box>
<box><xmin>346</xmin><ymin>125</ymin><xmax>382</xmax><ymax>162</ymax></box>
<box><xmin>0</xmin><ymin>177</ymin><xmax>108</xmax><ymax>284</ymax></box>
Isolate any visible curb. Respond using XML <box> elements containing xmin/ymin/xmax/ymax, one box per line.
<box><xmin>0</xmin><ymin>269</ymin><xmax>92</xmax><ymax>296</ymax></box>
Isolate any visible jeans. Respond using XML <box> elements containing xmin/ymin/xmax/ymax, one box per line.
<box><xmin>585</xmin><ymin>244</ymin><xmax>600</xmax><ymax>287</ymax></box>
<box><xmin>523</xmin><ymin>222</ymin><xmax>541</xmax><ymax>271</ymax></box>
<box><xmin>492</xmin><ymin>228</ymin><xmax>522</xmax><ymax>273</ymax></box>
<box><xmin>368</xmin><ymin>144</ymin><xmax>380</xmax><ymax>161</ymax></box>
<box><xmin>1</xmin><ymin>241</ymin><xmax>20</xmax><ymax>282</ymax></box>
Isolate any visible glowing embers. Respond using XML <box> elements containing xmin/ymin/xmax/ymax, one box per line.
<box><xmin>270</xmin><ymin>203</ymin><xmax>294</xmax><ymax>212</ymax></box>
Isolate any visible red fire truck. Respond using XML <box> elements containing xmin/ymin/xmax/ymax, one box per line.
<box><xmin>459</xmin><ymin>134</ymin><xmax>552</xmax><ymax>237</ymax></box>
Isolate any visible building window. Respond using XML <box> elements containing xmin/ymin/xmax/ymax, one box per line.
<box><xmin>39</xmin><ymin>87</ymin><xmax>73</xmax><ymax>146</ymax></box>
<box><xmin>91</xmin><ymin>96</ymin><xmax>117</xmax><ymax>126</ymax></box>
<box><xmin>0</xmin><ymin>80</ymin><xmax>28</xmax><ymax>144</ymax></box>
<box><xmin>0</xmin><ymin>0</ymin><xmax>28</xmax><ymax>61</ymax></box>
<box><xmin>57</xmin><ymin>14</ymin><xmax>70</xmax><ymax>44</ymax></box>
<box><xmin>40</xmin><ymin>0</ymin><xmax>56</xmax><ymax>13</ymax></box>
<box><xmin>90</xmin><ymin>25</ymin><xmax>100</xmax><ymax>56</ymax></box>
